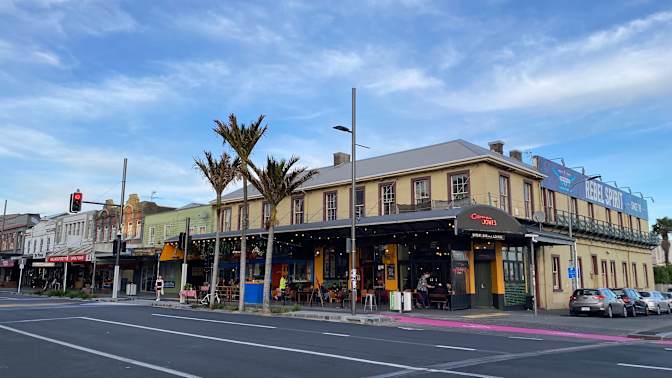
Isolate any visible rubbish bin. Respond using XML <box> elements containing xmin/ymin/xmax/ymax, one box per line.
<box><xmin>125</xmin><ymin>283</ymin><xmax>137</xmax><ymax>296</ymax></box>
<box><xmin>402</xmin><ymin>291</ymin><xmax>413</xmax><ymax>312</ymax></box>
<box><xmin>389</xmin><ymin>291</ymin><xmax>402</xmax><ymax>311</ymax></box>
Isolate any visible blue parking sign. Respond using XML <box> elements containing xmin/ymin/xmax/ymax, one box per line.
<box><xmin>568</xmin><ymin>267</ymin><xmax>576</xmax><ymax>279</ymax></box>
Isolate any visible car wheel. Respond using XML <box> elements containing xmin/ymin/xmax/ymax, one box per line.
<box><xmin>607</xmin><ymin>305</ymin><xmax>613</xmax><ymax>318</ymax></box>
<box><xmin>644</xmin><ymin>307</ymin><xmax>650</xmax><ymax>316</ymax></box>
<box><xmin>630</xmin><ymin>306</ymin><xmax>637</xmax><ymax>317</ymax></box>
<box><xmin>657</xmin><ymin>306</ymin><xmax>662</xmax><ymax>315</ymax></box>
<box><xmin>622</xmin><ymin>306</ymin><xmax>628</xmax><ymax>318</ymax></box>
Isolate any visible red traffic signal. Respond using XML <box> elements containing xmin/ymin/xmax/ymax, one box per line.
<box><xmin>69</xmin><ymin>191</ymin><xmax>83</xmax><ymax>213</ymax></box>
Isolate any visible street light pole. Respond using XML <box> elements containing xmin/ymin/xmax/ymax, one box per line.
<box><xmin>112</xmin><ymin>158</ymin><xmax>127</xmax><ymax>300</ymax></box>
<box><xmin>350</xmin><ymin>88</ymin><xmax>357</xmax><ymax>316</ymax></box>
<box><xmin>567</xmin><ymin>175</ymin><xmax>600</xmax><ymax>291</ymax></box>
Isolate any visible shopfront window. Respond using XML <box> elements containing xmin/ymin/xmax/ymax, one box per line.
<box><xmin>503</xmin><ymin>246</ymin><xmax>525</xmax><ymax>282</ymax></box>
<box><xmin>289</xmin><ymin>261</ymin><xmax>312</xmax><ymax>282</ymax></box>
<box><xmin>324</xmin><ymin>247</ymin><xmax>348</xmax><ymax>281</ymax></box>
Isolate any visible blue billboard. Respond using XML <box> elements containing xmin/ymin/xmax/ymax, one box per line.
<box><xmin>536</xmin><ymin>156</ymin><xmax>648</xmax><ymax>219</ymax></box>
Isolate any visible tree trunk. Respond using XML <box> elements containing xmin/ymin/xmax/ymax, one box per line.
<box><xmin>209</xmin><ymin>193</ymin><xmax>222</xmax><ymax>309</ymax></box>
<box><xmin>663</xmin><ymin>233</ymin><xmax>670</xmax><ymax>266</ymax></box>
<box><xmin>262</xmin><ymin>207</ymin><xmax>275</xmax><ymax>314</ymax></box>
<box><xmin>238</xmin><ymin>171</ymin><xmax>248</xmax><ymax>311</ymax></box>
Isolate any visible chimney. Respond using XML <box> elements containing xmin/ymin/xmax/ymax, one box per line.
<box><xmin>488</xmin><ymin>140</ymin><xmax>504</xmax><ymax>154</ymax></box>
<box><xmin>333</xmin><ymin>152</ymin><xmax>351</xmax><ymax>166</ymax></box>
<box><xmin>509</xmin><ymin>149</ymin><xmax>523</xmax><ymax>162</ymax></box>
<box><xmin>104</xmin><ymin>199</ymin><xmax>114</xmax><ymax>210</ymax></box>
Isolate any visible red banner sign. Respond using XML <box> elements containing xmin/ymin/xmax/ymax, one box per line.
<box><xmin>47</xmin><ymin>254</ymin><xmax>91</xmax><ymax>263</ymax></box>
<box><xmin>469</xmin><ymin>213</ymin><xmax>497</xmax><ymax>226</ymax></box>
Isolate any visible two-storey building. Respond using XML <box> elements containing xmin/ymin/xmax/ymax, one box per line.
<box><xmin>0</xmin><ymin>213</ymin><xmax>40</xmax><ymax>286</ymax></box>
<box><xmin>166</xmin><ymin>139</ymin><xmax>657</xmax><ymax>310</ymax></box>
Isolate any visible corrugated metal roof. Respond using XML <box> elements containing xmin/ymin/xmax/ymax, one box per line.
<box><xmin>219</xmin><ymin>139</ymin><xmax>539</xmax><ymax>203</ymax></box>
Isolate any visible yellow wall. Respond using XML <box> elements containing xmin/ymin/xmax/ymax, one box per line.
<box><xmin>383</xmin><ymin>244</ymin><xmax>398</xmax><ymax>291</ymax></box>
<box><xmin>314</xmin><ymin>246</ymin><xmax>324</xmax><ymax>286</ymax></box>
<box><xmin>491</xmin><ymin>243</ymin><xmax>505</xmax><ymax>295</ymax></box>
<box><xmin>467</xmin><ymin>248</ymin><xmax>475</xmax><ymax>295</ymax></box>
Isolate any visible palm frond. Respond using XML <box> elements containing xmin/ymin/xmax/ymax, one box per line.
<box><xmin>214</xmin><ymin>114</ymin><xmax>268</xmax><ymax>162</ymax></box>
<box><xmin>194</xmin><ymin>151</ymin><xmax>240</xmax><ymax>195</ymax></box>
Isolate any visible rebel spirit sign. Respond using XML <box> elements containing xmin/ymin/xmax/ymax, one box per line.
<box><xmin>469</xmin><ymin>213</ymin><xmax>497</xmax><ymax>226</ymax></box>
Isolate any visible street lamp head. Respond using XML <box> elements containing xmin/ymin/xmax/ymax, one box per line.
<box><xmin>333</xmin><ymin>125</ymin><xmax>352</xmax><ymax>133</ymax></box>
<box><xmin>587</xmin><ymin>175</ymin><xmax>601</xmax><ymax>181</ymax></box>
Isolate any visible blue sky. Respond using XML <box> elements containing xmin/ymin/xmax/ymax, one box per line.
<box><xmin>1</xmin><ymin>0</ymin><xmax>671</xmax><ymax>225</ymax></box>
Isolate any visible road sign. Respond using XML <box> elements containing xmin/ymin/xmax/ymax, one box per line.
<box><xmin>568</xmin><ymin>267</ymin><xmax>576</xmax><ymax>279</ymax></box>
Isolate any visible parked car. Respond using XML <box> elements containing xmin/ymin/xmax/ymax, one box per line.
<box><xmin>638</xmin><ymin>291</ymin><xmax>672</xmax><ymax>315</ymax></box>
<box><xmin>612</xmin><ymin>288</ymin><xmax>648</xmax><ymax>317</ymax></box>
<box><xmin>661</xmin><ymin>292</ymin><xmax>672</xmax><ymax>308</ymax></box>
<box><xmin>569</xmin><ymin>288</ymin><xmax>626</xmax><ymax>318</ymax></box>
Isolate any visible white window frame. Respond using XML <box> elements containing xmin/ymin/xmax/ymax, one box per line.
<box><xmin>221</xmin><ymin>208</ymin><xmax>232</xmax><ymax>231</ymax></box>
<box><xmin>380</xmin><ymin>183</ymin><xmax>395</xmax><ymax>215</ymax></box>
<box><xmin>499</xmin><ymin>175</ymin><xmax>510</xmax><ymax>213</ymax></box>
<box><xmin>413</xmin><ymin>179</ymin><xmax>430</xmax><ymax>206</ymax></box>
<box><xmin>263</xmin><ymin>202</ymin><xmax>271</xmax><ymax>226</ymax></box>
<box><xmin>325</xmin><ymin>192</ymin><xmax>337</xmax><ymax>221</ymax></box>
<box><xmin>148</xmin><ymin>226</ymin><xmax>156</xmax><ymax>245</ymax></box>
<box><xmin>451</xmin><ymin>174</ymin><xmax>469</xmax><ymax>201</ymax></box>
<box><xmin>293</xmin><ymin>197</ymin><xmax>305</xmax><ymax>224</ymax></box>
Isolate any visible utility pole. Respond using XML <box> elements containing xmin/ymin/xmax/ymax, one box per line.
<box><xmin>350</xmin><ymin>88</ymin><xmax>357</xmax><ymax>316</ymax></box>
<box><xmin>112</xmin><ymin>158</ymin><xmax>127</xmax><ymax>300</ymax></box>
<box><xmin>1</xmin><ymin>200</ymin><xmax>6</xmax><ymax>248</ymax></box>
<box><xmin>179</xmin><ymin>217</ymin><xmax>191</xmax><ymax>304</ymax></box>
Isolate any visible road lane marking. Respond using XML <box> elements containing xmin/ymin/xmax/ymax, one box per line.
<box><xmin>0</xmin><ymin>302</ymin><xmax>73</xmax><ymax>308</ymax></box>
<box><xmin>618</xmin><ymin>363</ymin><xmax>672</xmax><ymax>371</ymax></box>
<box><xmin>322</xmin><ymin>332</ymin><xmax>350</xmax><ymax>337</ymax></box>
<box><xmin>151</xmin><ymin>313</ymin><xmax>276</xmax><ymax>329</ymax></box>
<box><xmin>665</xmin><ymin>348</ymin><xmax>672</xmax><ymax>351</ymax></box>
<box><xmin>508</xmin><ymin>336</ymin><xmax>543</xmax><ymax>341</ymax></box>
<box><xmin>80</xmin><ymin>317</ymin><xmax>500</xmax><ymax>378</ymax></box>
<box><xmin>1</xmin><ymin>316</ymin><xmax>81</xmax><ymax>324</ymax></box>
<box><xmin>398</xmin><ymin>327</ymin><xmax>423</xmax><ymax>331</ymax></box>
<box><xmin>435</xmin><ymin>345</ymin><xmax>477</xmax><ymax>351</ymax></box>
<box><xmin>0</xmin><ymin>323</ymin><xmax>200</xmax><ymax>378</ymax></box>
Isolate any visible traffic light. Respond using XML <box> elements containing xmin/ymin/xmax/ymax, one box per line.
<box><xmin>112</xmin><ymin>239</ymin><xmax>127</xmax><ymax>255</ymax></box>
<box><xmin>177</xmin><ymin>232</ymin><xmax>191</xmax><ymax>250</ymax></box>
<box><xmin>69</xmin><ymin>191</ymin><xmax>83</xmax><ymax>213</ymax></box>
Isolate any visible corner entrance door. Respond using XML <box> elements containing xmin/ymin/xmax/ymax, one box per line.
<box><xmin>475</xmin><ymin>261</ymin><xmax>492</xmax><ymax>307</ymax></box>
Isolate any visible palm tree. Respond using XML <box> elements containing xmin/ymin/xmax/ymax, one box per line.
<box><xmin>214</xmin><ymin>114</ymin><xmax>267</xmax><ymax>311</ymax></box>
<box><xmin>653</xmin><ymin>217</ymin><xmax>672</xmax><ymax>265</ymax></box>
<box><xmin>245</xmin><ymin>156</ymin><xmax>318</xmax><ymax>313</ymax></box>
<box><xmin>194</xmin><ymin>151</ymin><xmax>239</xmax><ymax>309</ymax></box>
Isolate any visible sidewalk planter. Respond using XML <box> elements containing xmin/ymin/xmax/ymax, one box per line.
<box><xmin>244</xmin><ymin>283</ymin><xmax>263</xmax><ymax>304</ymax></box>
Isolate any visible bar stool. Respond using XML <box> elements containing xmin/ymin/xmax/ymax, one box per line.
<box><xmin>364</xmin><ymin>293</ymin><xmax>377</xmax><ymax>311</ymax></box>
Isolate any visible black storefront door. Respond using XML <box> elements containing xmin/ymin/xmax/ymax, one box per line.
<box><xmin>474</xmin><ymin>261</ymin><xmax>492</xmax><ymax>307</ymax></box>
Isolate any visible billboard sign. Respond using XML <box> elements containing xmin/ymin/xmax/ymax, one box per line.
<box><xmin>536</xmin><ymin>156</ymin><xmax>648</xmax><ymax>219</ymax></box>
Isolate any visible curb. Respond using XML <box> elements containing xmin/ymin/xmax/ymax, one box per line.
<box><xmin>281</xmin><ymin>311</ymin><xmax>394</xmax><ymax>325</ymax></box>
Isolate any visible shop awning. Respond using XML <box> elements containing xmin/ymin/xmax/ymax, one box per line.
<box><xmin>524</xmin><ymin>226</ymin><xmax>575</xmax><ymax>246</ymax></box>
<box><xmin>46</xmin><ymin>246</ymin><xmax>93</xmax><ymax>263</ymax></box>
<box><xmin>159</xmin><ymin>244</ymin><xmax>201</xmax><ymax>261</ymax></box>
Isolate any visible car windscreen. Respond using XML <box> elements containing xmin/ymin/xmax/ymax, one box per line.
<box><xmin>639</xmin><ymin>292</ymin><xmax>651</xmax><ymax>297</ymax></box>
<box><xmin>625</xmin><ymin>289</ymin><xmax>641</xmax><ymax>299</ymax></box>
<box><xmin>574</xmin><ymin>289</ymin><xmax>600</xmax><ymax>296</ymax></box>
<box><xmin>612</xmin><ymin>289</ymin><xmax>624</xmax><ymax>296</ymax></box>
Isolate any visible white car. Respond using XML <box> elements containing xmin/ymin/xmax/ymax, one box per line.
<box><xmin>639</xmin><ymin>291</ymin><xmax>672</xmax><ymax>315</ymax></box>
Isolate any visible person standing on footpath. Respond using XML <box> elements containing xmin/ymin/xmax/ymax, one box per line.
<box><xmin>155</xmin><ymin>275</ymin><xmax>164</xmax><ymax>302</ymax></box>
<box><xmin>416</xmin><ymin>272</ymin><xmax>434</xmax><ymax>309</ymax></box>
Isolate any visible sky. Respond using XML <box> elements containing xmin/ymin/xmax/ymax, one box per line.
<box><xmin>0</xmin><ymin>0</ymin><xmax>671</xmax><ymax>226</ymax></box>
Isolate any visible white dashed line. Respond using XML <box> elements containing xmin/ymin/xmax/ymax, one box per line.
<box><xmin>435</xmin><ymin>345</ymin><xmax>477</xmax><ymax>351</ymax></box>
<box><xmin>618</xmin><ymin>363</ymin><xmax>672</xmax><ymax>371</ymax></box>
<box><xmin>398</xmin><ymin>327</ymin><xmax>423</xmax><ymax>331</ymax></box>
<box><xmin>508</xmin><ymin>336</ymin><xmax>543</xmax><ymax>341</ymax></box>
<box><xmin>152</xmin><ymin>313</ymin><xmax>276</xmax><ymax>329</ymax></box>
<box><xmin>322</xmin><ymin>332</ymin><xmax>350</xmax><ymax>337</ymax></box>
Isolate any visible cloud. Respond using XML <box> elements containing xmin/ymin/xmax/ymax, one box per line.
<box><xmin>366</xmin><ymin>68</ymin><xmax>443</xmax><ymax>94</ymax></box>
<box><xmin>175</xmin><ymin>9</ymin><xmax>283</xmax><ymax>44</ymax></box>
<box><xmin>433</xmin><ymin>11</ymin><xmax>672</xmax><ymax>112</ymax></box>
<box><xmin>0</xmin><ymin>38</ymin><xmax>63</xmax><ymax>67</ymax></box>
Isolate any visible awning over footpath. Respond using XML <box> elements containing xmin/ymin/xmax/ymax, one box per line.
<box><xmin>159</xmin><ymin>244</ymin><xmax>201</xmax><ymax>262</ymax></box>
<box><xmin>46</xmin><ymin>246</ymin><xmax>93</xmax><ymax>263</ymax></box>
<box><xmin>524</xmin><ymin>226</ymin><xmax>575</xmax><ymax>246</ymax></box>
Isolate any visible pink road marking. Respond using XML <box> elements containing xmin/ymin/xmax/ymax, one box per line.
<box><xmin>389</xmin><ymin>315</ymin><xmax>631</xmax><ymax>342</ymax></box>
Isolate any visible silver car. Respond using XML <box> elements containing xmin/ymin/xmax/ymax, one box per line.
<box><xmin>662</xmin><ymin>292</ymin><xmax>672</xmax><ymax>307</ymax></box>
<box><xmin>569</xmin><ymin>288</ymin><xmax>626</xmax><ymax>318</ymax></box>
<box><xmin>638</xmin><ymin>291</ymin><xmax>672</xmax><ymax>315</ymax></box>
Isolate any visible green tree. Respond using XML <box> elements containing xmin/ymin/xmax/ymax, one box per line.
<box><xmin>245</xmin><ymin>156</ymin><xmax>318</xmax><ymax>314</ymax></box>
<box><xmin>194</xmin><ymin>151</ymin><xmax>240</xmax><ymax>309</ymax></box>
<box><xmin>653</xmin><ymin>217</ymin><xmax>672</xmax><ymax>265</ymax></box>
<box><xmin>214</xmin><ymin>114</ymin><xmax>267</xmax><ymax>312</ymax></box>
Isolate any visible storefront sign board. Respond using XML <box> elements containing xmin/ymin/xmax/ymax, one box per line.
<box><xmin>47</xmin><ymin>254</ymin><xmax>91</xmax><ymax>263</ymax></box>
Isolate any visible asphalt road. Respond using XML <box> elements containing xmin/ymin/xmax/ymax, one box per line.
<box><xmin>1</xmin><ymin>295</ymin><xmax>671</xmax><ymax>378</ymax></box>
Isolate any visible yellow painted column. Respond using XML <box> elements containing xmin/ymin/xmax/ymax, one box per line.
<box><xmin>314</xmin><ymin>246</ymin><xmax>324</xmax><ymax>286</ymax></box>
<box><xmin>467</xmin><ymin>247</ymin><xmax>475</xmax><ymax>295</ymax></box>
<box><xmin>384</xmin><ymin>244</ymin><xmax>398</xmax><ymax>291</ymax></box>
<box><xmin>491</xmin><ymin>243</ymin><xmax>505</xmax><ymax>295</ymax></box>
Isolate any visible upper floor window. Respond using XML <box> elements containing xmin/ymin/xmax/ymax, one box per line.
<box><xmin>104</xmin><ymin>225</ymin><xmax>109</xmax><ymax>241</ymax></box>
<box><xmin>380</xmin><ymin>183</ymin><xmax>395</xmax><ymax>215</ymax></box>
<box><xmin>324</xmin><ymin>192</ymin><xmax>337</xmax><ymax>221</ymax></box>
<box><xmin>148</xmin><ymin>226</ymin><xmax>156</xmax><ymax>245</ymax></box>
<box><xmin>587</xmin><ymin>203</ymin><xmax>595</xmax><ymax>220</ymax></box>
<box><xmin>637</xmin><ymin>218</ymin><xmax>642</xmax><ymax>232</ymax></box>
<box><xmin>617</xmin><ymin>212</ymin><xmax>623</xmax><ymax>229</ymax></box>
<box><xmin>552</xmin><ymin>255</ymin><xmax>561</xmax><ymax>291</ymax></box>
<box><xmin>605</xmin><ymin>208</ymin><xmax>612</xmax><ymax>225</ymax></box>
<box><xmin>127</xmin><ymin>222</ymin><xmax>134</xmax><ymax>238</ymax></box>
<box><xmin>262</xmin><ymin>202</ymin><xmax>271</xmax><ymax>227</ymax></box>
<box><xmin>136</xmin><ymin>220</ymin><xmax>142</xmax><ymax>237</ymax></box>
<box><xmin>412</xmin><ymin>178</ymin><xmax>430</xmax><ymax>206</ymax></box>
<box><xmin>26</xmin><ymin>240</ymin><xmax>31</xmax><ymax>253</ymax></box>
<box><xmin>355</xmin><ymin>187</ymin><xmax>365</xmax><ymax>219</ymax></box>
<box><xmin>199</xmin><ymin>225</ymin><xmax>207</xmax><ymax>234</ymax></box>
<box><xmin>450</xmin><ymin>173</ymin><xmax>469</xmax><ymax>201</ymax></box>
<box><xmin>292</xmin><ymin>196</ymin><xmax>305</xmax><ymax>224</ymax></box>
<box><xmin>163</xmin><ymin>224</ymin><xmax>172</xmax><ymax>239</ymax></box>
<box><xmin>499</xmin><ymin>175</ymin><xmax>510</xmax><ymax>214</ymax></box>
<box><xmin>628</xmin><ymin>215</ymin><xmax>633</xmax><ymax>231</ymax></box>
<box><xmin>238</xmin><ymin>205</ymin><xmax>249</xmax><ymax>230</ymax></box>
<box><xmin>523</xmin><ymin>182</ymin><xmax>533</xmax><ymax>218</ymax></box>
<box><xmin>39</xmin><ymin>239</ymin><xmax>43</xmax><ymax>252</ymax></box>
<box><xmin>221</xmin><ymin>208</ymin><xmax>232</xmax><ymax>231</ymax></box>
<box><xmin>571</xmin><ymin>197</ymin><xmax>578</xmax><ymax>218</ymax></box>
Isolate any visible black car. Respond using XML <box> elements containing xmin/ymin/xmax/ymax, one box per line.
<box><xmin>612</xmin><ymin>288</ymin><xmax>648</xmax><ymax>317</ymax></box>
